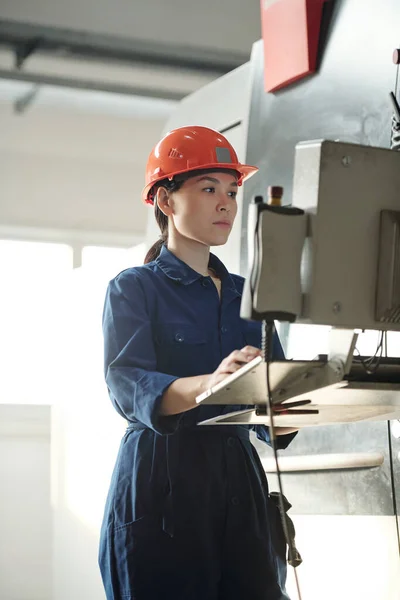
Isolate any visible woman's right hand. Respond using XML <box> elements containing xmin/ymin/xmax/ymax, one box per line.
<box><xmin>161</xmin><ymin>346</ymin><xmax>263</xmax><ymax>416</ymax></box>
<box><xmin>204</xmin><ymin>346</ymin><xmax>262</xmax><ymax>390</ymax></box>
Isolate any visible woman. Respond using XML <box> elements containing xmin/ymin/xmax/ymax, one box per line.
<box><xmin>99</xmin><ymin>126</ymin><xmax>297</xmax><ymax>600</ymax></box>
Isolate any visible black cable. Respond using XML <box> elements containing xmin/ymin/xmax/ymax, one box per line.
<box><xmin>354</xmin><ymin>331</ymin><xmax>385</xmax><ymax>374</ymax></box>
<box><xmin>262</xmin><ymin>321</ymin><xmax>303</xmax><ymax>600</ymax></box>
<box><xmin>389</xmin><ymin>92</ymin><xmax>400</xmax><ymax>151</ymax></box>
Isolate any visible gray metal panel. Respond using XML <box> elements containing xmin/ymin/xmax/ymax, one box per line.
<box><xmin>253</xmin><ymin>421</ymin><xmax>395</xmax><ymax>516</ymax></box>
<box><xmin>293</xmin><ymin>140</ymin><xmax>400</xmax><ymax>331</ymax></box>
<box><xmin>243</xmin><ymin>0</ymin><xmax>400</xmax><ymax>525</ymax></box>
<box><xmin>243</xmin><ymin>0</ymin><xmax>400</xmax><ymax>274</ymax></box>
<box><xmin>376</xmin><ymin>210</ymin><xmax>400</xmax><ymax>323</ymax></box>
<box><xmin>390</xmin><ymin>420</ymin><xmax>400</xmax><ymax>552</ymax></box>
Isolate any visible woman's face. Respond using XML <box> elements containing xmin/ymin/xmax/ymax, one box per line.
<box><xmin>159</xmin><ymin>171</ymin><xmax>239</xmax><ymax>247</ymax></box>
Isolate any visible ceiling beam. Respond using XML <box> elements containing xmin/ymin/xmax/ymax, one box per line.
<box><xmin>0</xmin><ymin>19</ymin><xmax>247</xmax><ymax>75</ymax></box>
<box><xmin>0</xmin><ymin>67</ymin><xmax>186</xmax><ymax>101</ymax></box>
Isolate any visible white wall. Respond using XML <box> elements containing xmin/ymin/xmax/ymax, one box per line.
<box><xmin>49</xmin><ymin>268</ymin><xmax>131</xmax><ymax>600</ymax></box>
<box><xmin>0</xmin><ymin>405</ymin><xmax>52</xmax><ymax>600</ymax></box>
<box><xmin>0</xmin><ymin>99</ymin><xmax>166</xmax><ymax>241</ymax></box>
<box><xmin>286</xmin><ymin>515</ymin><xmax>400</xmax><ymax>600</ymax></box>
<box><xmin>0</xmin><ymin>80</ymin><xmax>170</xmax><ymax>600</ymax></box>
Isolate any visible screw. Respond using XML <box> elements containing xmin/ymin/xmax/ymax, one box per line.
<box><xmin>341</xmin><ymin>156</ymin><xmax>352</xmax><ymax>167</ymax></box>
<box><xmin>332</xmin><ymin>302</ymin><xmax>342</xmax><ymax>314</ymax></box>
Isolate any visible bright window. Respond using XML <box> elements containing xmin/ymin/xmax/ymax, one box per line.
<box><xmin>81</xmin><ymin>243</ymin><xmax>146</xmax><ymax>277</ymax></box>
<box><xmin>0</xmin><ymin>240</ymin><xmax>149</xmax><ymax>405</ymax></box>
<box><xmin>0</xmin><ymin>240</ymin><xmax>73</xmax><ymax>404</ymax></box>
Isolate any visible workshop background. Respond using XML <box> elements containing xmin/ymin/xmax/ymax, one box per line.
<box><xmin>0</xmin><ymin>1</ymin><xmax>399</xmax><ymax>599</ymax></box>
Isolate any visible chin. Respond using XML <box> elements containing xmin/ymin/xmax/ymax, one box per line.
<box><xmin>209</xmin><ymin>235</ymin><xmax>230</xmax><ymax>247</ymax></box>
<box><xmin>194</xmin><ymin>231</ymin><xmax>230</xmax><ymax>247</ymax></box>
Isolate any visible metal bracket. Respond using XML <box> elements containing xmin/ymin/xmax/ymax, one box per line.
<box><xmin>328</xmin><ymin>327</ymin><xmax>358</xmax><ymax>375</ymax></box>
<box><xmin>15</xmin><ymin>38</ymin><xmax>42</xmax><ymax>69</ymax></box>
<box><xmin>14</xmin><ymin>85</ymin><xmax>40</xmax><ymax>114</ymax></box>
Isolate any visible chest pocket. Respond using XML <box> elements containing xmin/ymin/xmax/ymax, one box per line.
<box><xmin>154</xmin><ymin>323</ymin><xmax>208</xmax><ymax>377</ymax></box>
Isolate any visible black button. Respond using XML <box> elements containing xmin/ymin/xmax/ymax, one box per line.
<box><xmin>201</xmin><ymin>279</ymin><xmax>210</xmax><ymax>287</ymax></box>
<box><xmin>221</xmin><ymin>326</ymin><xmax>228</xmax><ymax>334</ymax></box>
<box><xmin>175</xmin><ymin>333</ymin><xmax>184</xmax><ymax>342</ymax></box>
<box><xmin>231</xmin><ymin>496</ymin><xmax>239</xmax><ymax>506</ymax></box>
<box><xmin>227</xmin><ymin>437</ymin><xmax>235</xmax><ymax>447</ymax></box>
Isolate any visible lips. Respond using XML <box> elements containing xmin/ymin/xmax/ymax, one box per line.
<box><xmin>213</xmin><ymin>220</ymin><xmax>231</xmax><ymax>226</ymax></box>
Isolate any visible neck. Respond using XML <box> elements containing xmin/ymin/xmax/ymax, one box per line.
<box><xmin>167</xmin><ymin>231</ymin><xmax>211</xmax><ymax>277</ymax></box>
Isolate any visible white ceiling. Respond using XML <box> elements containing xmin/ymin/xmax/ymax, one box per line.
<box><xmin>0</xmin><ymin>90</ymin><xmax>167</xmax><ymax>239</ymax></box>
<box><xmin>0</xmin><ymin>0</ymin><xmax>262</xmax><ymax>56</ymax></box>
<box><xmin>0</xmin><ymin>0</ymin><xmax>259</xmax><ymax>242</ymax></box>
<box><xmin>0</xmin><ymin>96</ymin><xmax>168</xmax><ymax>163</ymax></box>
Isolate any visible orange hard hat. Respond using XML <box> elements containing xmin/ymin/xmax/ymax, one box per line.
<box><xmin>142</xmin><ymin>125</ymin><xmax>258</xmax><ymax>204</ymax></box>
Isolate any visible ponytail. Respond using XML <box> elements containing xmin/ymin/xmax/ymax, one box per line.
<box><xmin>144</xmin><ymin>236</ymin><xmax>167</xmax><ymax>264</ymax></box>
<box><xmin>143</xmin><ymin>176</ymin><xmax>184</xmax><ymax>264</ymax></box>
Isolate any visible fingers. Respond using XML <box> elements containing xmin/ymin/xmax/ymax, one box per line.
<box><xmin>220</xmin><ymin>346</ymin><xmax>261</xmax><ymax>374</ymax></box>
<box><xmin>210</xmin><ymin>346</ymin><xmax>263</xmax><ymax>388</ymax></box>
<box><xmin>240</xmin><ymin>345</ymin><xmax>262</xmax><ymax>358</ymax></box>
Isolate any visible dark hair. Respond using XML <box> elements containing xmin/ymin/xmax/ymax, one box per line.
<box><xmin>143</xmin><ymin>177</ymin><xmax>184</xmax><ymax>264</ymax></box>
<box><xmin>143</xmin><ymin>168</ymin><xmax>239</xmax><ymax>264</ymax></box>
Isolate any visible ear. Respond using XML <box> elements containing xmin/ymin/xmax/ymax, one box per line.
<box><xmin>156</xmin><ymin>187</ymin><xmax>173</xmax><ymax>217</ymax></box>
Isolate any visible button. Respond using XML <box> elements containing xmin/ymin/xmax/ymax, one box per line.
<box><xmin>227</xmin><ymin>437</ymin><xmax>235</xmax><ymax>447</ymax></box>
<box><xmin>201</xmin><ymin>279</ymin><xmax>210</xmax><ymax>287</ymax></box>
<box><xmin>231</xmin><ymin>496</ymin><xmax>239</xmax><ymax>506</ymax></box>
<box><xmin>221</xmin><ymin>326</ymin><xmax>228</xmax><ymax>334</ymax></box>
<box><xmin>392</xmin><ymin>420</ymin><xmax>400</xmax><ymax>439</ymax></box>
<box><xmin>175</xmin><ymin>333</ymin><xmax>184</xmax><ymax>342</ymax></box>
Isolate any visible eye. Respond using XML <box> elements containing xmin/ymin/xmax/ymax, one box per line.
<box><xmin>203</xmin><ymin>187</ymin><xmax>215</xmax><ymax>193</ymax></box>
<box><xmin>228</xmin><ymin>191</ymin><xmax>237</xmax><ymax>199</ymax></box>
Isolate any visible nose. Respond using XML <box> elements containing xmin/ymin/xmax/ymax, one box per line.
<box><xmin>217</xmin><ymin>192</ymin><xmax>232</xmax><ymax>212</ymax></box>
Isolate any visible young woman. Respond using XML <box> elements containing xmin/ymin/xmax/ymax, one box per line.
<box><xmin>99</xmin><ymin>126</ymin><xmax>297</xmax><ymax>600</ymax></box>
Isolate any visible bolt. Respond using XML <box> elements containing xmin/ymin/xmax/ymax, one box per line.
<box><xmin>341</xmin><ymin>156</ymin><xmax>352</xmax><ymax>167</ymax></box>
<box><xmin>332</xmin><ymin>302</ymin><xmax>342</xmax><ymax>314</ymax></box>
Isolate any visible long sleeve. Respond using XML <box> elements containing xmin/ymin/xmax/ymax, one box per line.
<box><xmin>102</xmin><ymin>271</ymin><xmax>180</xmax><ymax>435</ymax></box>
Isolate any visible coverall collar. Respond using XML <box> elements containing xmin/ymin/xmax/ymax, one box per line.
<box><xmin>155</xmin><ymin>244</ymin><xmax>241</xmax><ymax>297</ymax></box>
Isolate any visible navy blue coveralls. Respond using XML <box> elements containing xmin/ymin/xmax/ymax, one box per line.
<box><xmin>99</xmin><ymin>245</ymin><xmax>296</xmax><ymax>600</ymax></box>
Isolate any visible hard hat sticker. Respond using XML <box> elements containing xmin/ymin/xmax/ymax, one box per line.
<box><xmin>215</xmin><ymin>147</ymin><xmax>232</xmax><ymax>163</ymax></box>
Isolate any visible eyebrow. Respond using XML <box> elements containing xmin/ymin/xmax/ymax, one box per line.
<box><xmin>196</xmin><ymin>176</ymin><xmax>238</xmax><ymax>187</ymax></box>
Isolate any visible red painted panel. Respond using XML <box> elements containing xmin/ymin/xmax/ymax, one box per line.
<box><xmin>261</xmin><ymin>0</ymin><xmax>328</xmax><ymax>92</ymax></box>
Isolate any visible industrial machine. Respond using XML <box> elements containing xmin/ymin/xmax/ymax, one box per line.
<box><xmin>196</xmin><ymin>138</ymin><xmax>400</xmax><ymax>430</ymax></box>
